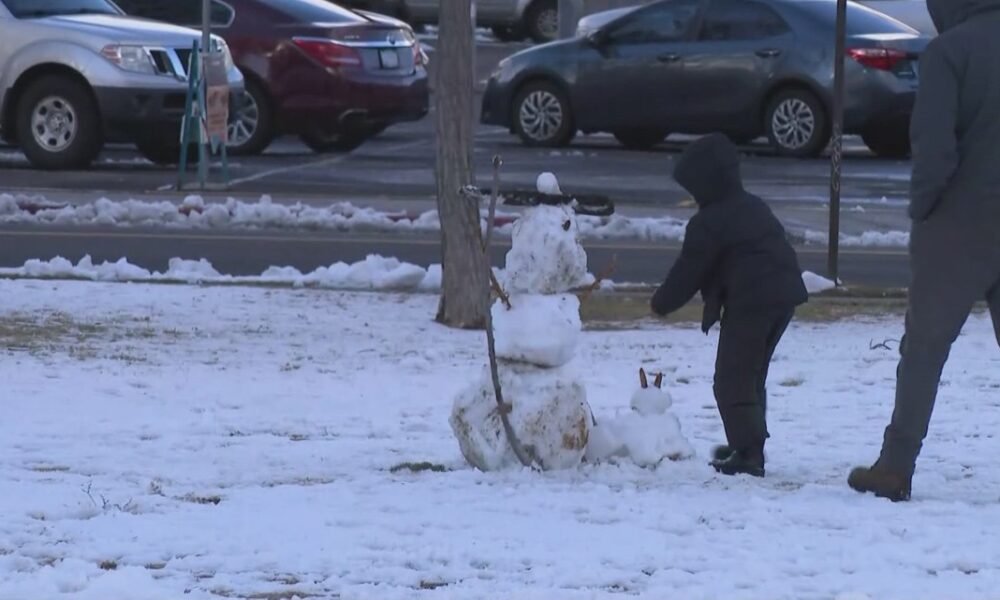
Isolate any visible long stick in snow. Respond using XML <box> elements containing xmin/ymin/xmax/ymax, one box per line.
<box><xmin>483</xmin><ymin>154</ymin><xmax>537</xmax><ymax>469</ymax></box>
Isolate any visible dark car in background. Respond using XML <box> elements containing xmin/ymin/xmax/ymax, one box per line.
<box><xmin>481</xmin><ymin>0</ymin><xmax>928</xmax><ymax>158</ymax></box>
<box><xmin>117</xmin><ymin>0</ymin><xmax>429</xmax><ymax>155</ymax></box>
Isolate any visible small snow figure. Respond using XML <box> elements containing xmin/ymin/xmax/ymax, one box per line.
<box><xmin>450</xmin><ymin>172</ymin><xmax>593</xmax><ymax>471</ymax></box>
<box><xmin>585</xmin><ymin>368</ymin><xmax>694</xmax><ymax>467</ymax></box>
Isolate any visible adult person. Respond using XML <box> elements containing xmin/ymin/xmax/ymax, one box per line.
<box><xmin>849</xmin><ymin>0</ymin><xmax>1000</xmax><ymax>502</ymax></box>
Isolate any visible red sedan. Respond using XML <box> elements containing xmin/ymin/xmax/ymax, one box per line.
<box><xmin>117</xmin><ymin>0</ymin><xmax>429</xmax><ymax>154</ymax></box>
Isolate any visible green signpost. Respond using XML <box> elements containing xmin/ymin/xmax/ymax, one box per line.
<box><xmin>176</xmin><ymin>0</ymin><xmax>230</xmax><ymax>191</ymax></box>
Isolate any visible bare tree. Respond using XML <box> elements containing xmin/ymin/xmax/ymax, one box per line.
<box><xmin>434</xmin><ymin>0</ymin><xmax>489</xmax><ymax>329</ymax></box>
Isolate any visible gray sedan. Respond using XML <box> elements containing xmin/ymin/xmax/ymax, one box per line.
<box><xmin>481</xmin><ymin>0</ymin><xmax>929</xmax><ymax>158</ymax></box>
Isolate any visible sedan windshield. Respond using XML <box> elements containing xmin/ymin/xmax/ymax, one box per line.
<box><xmin>2</xmin><ymin>0</ymin><xmax>120</xmax><ymax>19</ymax></box>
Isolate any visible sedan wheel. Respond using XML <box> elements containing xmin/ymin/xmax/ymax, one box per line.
<box><xmin>513</xmin><ymin>82</ymin><xmax>574</xmax><ymax>147</ymax></box>
<box><xmin>765</xmin><ymin>89</ymin><xmax>828</xmax><ymax>158</ymax></box>
<box><xmin>227</xmin><ymin>80</ymin><xmax>274</xmax><ymax>156</ymax></box>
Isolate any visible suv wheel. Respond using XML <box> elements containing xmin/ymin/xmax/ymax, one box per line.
<box><xmin>491</xmin><ymin>25</ymin><xmax>526</xmax><ymax>42</ymax></box>
<box><xmin>227</xmin><ymin>79</ymin><xmax>273</xmax><ymax>156</ymax></box>
<box><xmin>764</xmin><ymin>89</ymin><xmax>828</xmax><ymax>158</ymax></box>
<box><xmin>524</xmin><ymin>0</ymin><xmax>558</xmax><ymax>43</ymax></box>
<box><xmin>862</xmin><ymin>125</ymin><xmax>910</xmax><ymax>159</ymax></box>
<box><xmin>16</xmin><ymin>76</ymin><xmax>102</xmax><ymax>170</ymax></box>
<box><xmin>512</xmin><ymin>82</ymin><xmax>574</xmax><ymax>147</ymax></box>
<box><xmin>614</xmin><ymin>129</ymin><xmax>668</xmax><ymax>151</ymax></box>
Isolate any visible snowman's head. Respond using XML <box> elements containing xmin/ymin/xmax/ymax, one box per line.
<box><xmin>632</xmin><ymin>368</ymin><xmax>673</xmax><ymax>416</ymax></box>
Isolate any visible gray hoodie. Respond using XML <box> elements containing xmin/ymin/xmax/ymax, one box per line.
<box><xmin>909</xmin><ymin>0</ymin><xmax>1000</xmax><ymax>222</ymax></box>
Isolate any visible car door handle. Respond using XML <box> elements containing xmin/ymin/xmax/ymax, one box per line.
<box><xmin>755</xmin><ymin>48</ymin><xmax>782</xmax><ymax>58</ymax></box>
<box><xmin>657</xmin><ymin>53</ymin><xmax>682</xmax><ymax>62</ymax></box>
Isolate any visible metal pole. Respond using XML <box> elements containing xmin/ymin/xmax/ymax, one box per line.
<box><xmin>201</xmin><ymin>0</ymin><xmax>211</xmax><ymax>52</ymax></box>
<box><xmin>558</xmin><ymin>0</ymin><xmax>582</xmax><ymax>39</ymax></box>
<box><xmin>827</xmin><ymin>0</ymin><xmax>847</xmax><ymax>282</ymax></box>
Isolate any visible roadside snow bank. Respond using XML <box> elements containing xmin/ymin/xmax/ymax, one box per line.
<box><xmin>0</xmin><ymin>255</ymin><xmax>442</xmax><ymax>291</ymax></box>
<box><xmin>804</xmin><ymin>229</ymin><xmax>909</xmax><ymax>247</ymax></box>
<box><xmin>802</xmin><ymin>271</ymin><xmax>838</xmax><ymax>294</ymax></box>
<box><xmin>0</xmin><ymin>194</ymin><xmax>690</xmax><ymax>242</ymax></box>
<box><xmin>0</xmin><ymin>255</ymin><xmax>606</xmax><ymax>293</ymax></box>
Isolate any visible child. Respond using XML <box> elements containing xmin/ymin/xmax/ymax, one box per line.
<box><xmin>650</xmin><ymin>133</ymin><xmax>808</xmax><ymax>478</ymax></box>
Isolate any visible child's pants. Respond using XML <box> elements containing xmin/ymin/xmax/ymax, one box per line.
<box><xmin>713</xmin><ymin>307</ymin><xmax>795</xmax><ymax>453</ymax></box>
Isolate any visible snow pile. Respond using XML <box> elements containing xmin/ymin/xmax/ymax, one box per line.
<box><xmin>586</xmin><ymin>369</ymin><xmax>694</xmax><ymax>467</ymax></box>
<box><xmin>493</xmin><ymin>294</ymin><xmax>581</xmax><ymax>368</ymax></box>
<box><xmin>804</xmin><ymin>229</ymin><xmax>910</xmax><ymax>248</ymax></box>
<box><xmin>0</xmin><ymin>193</ymin><xmax>692</xmax><ymax>242</ymax></box>
<box><xmin>802</xmin><ymin>271</ymin><xmax>838</xmax><ymax>294</ymax></box>
<box><xmin>504</xmin><ymin>204</ymin><xmax>589</xmax><ymax>294</ymax></box>
<box><xmin>451</xmin><ymin>173</ymin><xmax>594</xmax><ymax>472</ymax></box>
<box><xmin>577</xmin><ymin>214</ymin><xmax>688</xmax><ymax>241</ymax></box>
<box><xmin>0</xmin><ymin>255</ymin><xmax>441</xmax><ymax>291</ymax></box>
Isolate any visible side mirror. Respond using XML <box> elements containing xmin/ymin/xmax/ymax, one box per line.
<box><xmin>586</xmin><ymin>30</ymin><xmax>606</xmax><ymax>47</ymax></box>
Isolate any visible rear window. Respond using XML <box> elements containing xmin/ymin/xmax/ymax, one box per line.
<box><xmin>255</xmin><ymin>0</ymin><xmax>364</xmax><ymax>23</ymax></box>
<box><xmin>792</xmin><ymin>0</ymin><xmax>917</xmax><ymax>34</ymax></box>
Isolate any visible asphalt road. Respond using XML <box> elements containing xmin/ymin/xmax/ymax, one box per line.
<box><xmin>0</xmin><ymin>226</ymin><xmax>911</xmax><ymax>288</ymax></box>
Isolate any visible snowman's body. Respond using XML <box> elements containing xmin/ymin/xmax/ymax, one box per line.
<box><xmin>585</xmin><ymin>371</ymin><xmax>695</xmax><ymax>467</ymax></box>
<box><xmin>450</xmin><ymin>175</ymin><xmax>594</xmax><ymax>471</ymax></box>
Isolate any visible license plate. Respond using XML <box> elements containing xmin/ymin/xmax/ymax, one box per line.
<box><xmin>379</xmin><ymin>48</ymin><xmax>399</xmax><ymax>69</ymax></box>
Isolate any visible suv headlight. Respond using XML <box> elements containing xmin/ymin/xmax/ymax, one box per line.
<box><xmin>211</xmin><ymin>36</ymin><xmax>236</xmax><ymax>73</ymax></box>
<box><xmin>101</xmin><ymin>45</ymin><xmax>157</xmax><ymax>74</ymax></box>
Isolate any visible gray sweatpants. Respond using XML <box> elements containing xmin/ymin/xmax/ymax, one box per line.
<box><xmin>879</xmin><ymin>206</ymin><xmax>1000</xmax><ymax>477</ymax></box>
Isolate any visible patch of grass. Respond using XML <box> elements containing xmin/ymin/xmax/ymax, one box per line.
<box><xmin>578</xmin><ymin>291</ymin><xmax>915</xmax><ymax>329</ymax></box>
<box><xmin>99</xmin><ymin>560</ymin><xmax>118</xmax><ymax>571</ymax></box>
<box><xmin>0</xmin><ymin>311</ymin><xmax>187</xmax><ymax>358</ymax></box>
<box><xmin>0</xmin><ymin>311</ymin><xmax>106</xmax><ymax>355</ymax></box>
<box><xmin>212</xmin><ymin>590</ymin><xmax>323</xmax><ymax>600</ymax></box>
<box><xmin>779</xmin><ymin>377</ymin><xmax>806</xmax><ymax>388</ymax></box>
<box><xmin>389</xmin><ymin>461</ymin><xmax>450</xmax><ymax>474</ymax></box>
<box><xmin>262</xmin><ymin>477</ymin><xmax>335</xmax><ymax>488</ymax></box>
<box><xmin>180</xmin><ymin>493</ymin><xmax>222</xmax><ymax>505</ymax></box>
<box><xmin>419</xmin><ymin>581</ymin><xmax>451</xmax><ymax>590</ymax></box>
<box><xmin>30</xmin><ymin>464</ymin><xmax>70</xmax><ymax>473</ymax></box>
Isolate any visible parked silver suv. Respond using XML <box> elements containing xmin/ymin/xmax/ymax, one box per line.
<box><xmin>0</xmin><ymin>0</ymin><xmax>244</xmax><ymax>169</ymax></box>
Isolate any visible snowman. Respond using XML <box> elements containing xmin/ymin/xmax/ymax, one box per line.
<box><xmin>585</xmin><ymin>368</ymin><xmax>694</xmax><ymax>467</ymax></box>
<box><xmin>449</xmin><ymin>173</ymin><xmax>595</xmax><ymax>471</ymax></box>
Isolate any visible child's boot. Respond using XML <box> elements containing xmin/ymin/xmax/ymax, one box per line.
<box><xmin>711</xmin><ymin>444</ymin><xmax>765</xmax><ymax>478</ymax></box>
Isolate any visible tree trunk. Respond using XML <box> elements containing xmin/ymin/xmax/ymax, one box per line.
<box><xmin>434</xmin><ymin>0</ymin><xmax>489</xmax><ymax>329</ymax></box>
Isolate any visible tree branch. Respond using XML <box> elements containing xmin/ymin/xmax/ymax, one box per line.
<box><xmin>482</xmin><ymin>154</ymin><xmax>537</xmax><ymax>470</ymax></box>
<box><xmin>579</xmin><ymin>254</ymin><xmax>618</xmax><ymax>302</ymax></box>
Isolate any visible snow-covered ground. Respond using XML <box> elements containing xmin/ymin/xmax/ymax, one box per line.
<box><xmin>2</xmin><ymin>280</ymin><xmax>1000</xmax><ymax>599</ymax></box>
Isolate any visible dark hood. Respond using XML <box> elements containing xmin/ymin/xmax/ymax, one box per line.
<box><xmin>928</xmin><ymin>0</ymin><xmax>1000</xmax><ymax>32</ymax></box>
<box><xmin>673</xmin><ymin>133</ymin><xmax>744</xmax><ymax>207</ymax></box>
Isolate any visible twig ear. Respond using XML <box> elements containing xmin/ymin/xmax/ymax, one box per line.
<box><xmin>654</xmin><ymin>373</ymin><xmax>664</xmax><ymax>389</ymax></box>
<box><xmin>639</xmin><ymin>368</ymin><xmax>648</xmax><ymax>389</ymax></box>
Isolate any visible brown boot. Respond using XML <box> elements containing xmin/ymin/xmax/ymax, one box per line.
<box><xmin>848</xmin><ymin>462</ymin><xmax>912</xmax><ymax>502</ymax></box>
